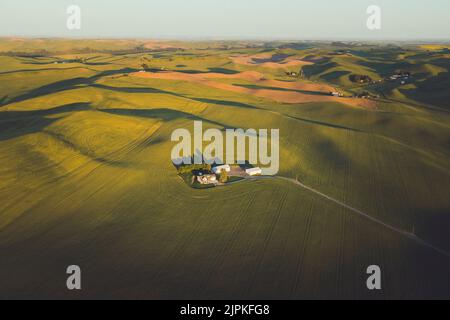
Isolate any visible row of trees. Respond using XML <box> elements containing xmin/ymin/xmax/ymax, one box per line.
<box><xmin>177</xmin><ymin>164</ymin><xmax>212</xmax><ymax>174</ymax></box>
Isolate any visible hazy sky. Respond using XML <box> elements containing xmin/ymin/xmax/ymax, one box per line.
<box><xmin>1</xmin><ymin>0</ymin><xmax>449</xmax><ymax>40</ymax></box>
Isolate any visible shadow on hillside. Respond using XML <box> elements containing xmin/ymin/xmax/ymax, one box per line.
<box><xmin>314</xmin><ymin>140</ymin><xmax>350</xmax><ymax>169</ymax></box>
<box><xmin>174</xmin><ymin>67</ymin><xmax>239</xmax><ymax>75</ymax></box>
<box><xmin>321</xmin><ymin>70</ymin><xmax>351</xmax><ymax>82</ymax></box>
<box><xmin>0</xmin><ymin>102</ymin><xmax>91</xmax><ymax>141</ymax></box>
<box><xmin>208</xmin><ymin>68</ymin><xmax>240</xmax><ymax>74</ymax></box>
<box><xmin>302</xmin><ymin>60</ymin><xmax>337</xmax><ymax>78</ymax></box>
<box><xmin>83</xmin><ymin>62</ymin><xmax>111</xmax><ymax>66</ymax></box>
<box><xmin>0</xmin><ymin>102</ymin><xmax>131</xmax><ymax>167</ymax></box>
<box><xmin>45</xmin><ymin>130</ymin><xmax>130</xmax><ymax>167</ymax></box>
<box><xmin>234</xmin><ymin>84</ymin><xmax>331</xmax><ymax>96</ymax></box>
<box><xmin>349</xmin><ymin>49</ymin><xmax>403</xmax><ymax>60</ymax></box>
<box><xmin>0</xmin><ymin>66</ymin><xmax>267</xmax><ymax>114</ymax></box>
<box><xmin>23</xmin><ymin>61</ymin><xmax>111</xmax><ymax>66</ymax></box>
<box><xmin>415</xmin><ymin>208</ymin><xmax>450</xmax><ymax>253</ymax></box>
<box><xmin>399</xmin><ymin>72</ymin><xmax>450</xmax><ymax>110</ymax></box>
<box><xmin>359</xmin><ymin>60</ymin><xmax>413</xmax><ymax>77</ymax></box>
<box><xmin>285</xmin><ymin>114</ymin><xmax>364</xmax><ymax>133</ymax></box>
<box><xmin>0</xmin><ymin>68</ymin><xmax>139</xmax><ymax>107</ymax></box>
<box><xmin>252</xmin><ymin>53</ymin><xmax>292</xmax><ymax>64</ymax></box>
<box><xmin>188</xmin><ymin>97</ymin><xmax>259</xmax><ymax>110</ymax></box>
<box><xmin>0</xmin><ymin>67</ymin><xmax>90</xmax><ymax>76</ymax></box>
<box><xmin>91</xmin><ymin>83</ymin><xmax>173</xmax><ymax>95</ymax></box>
<box><xmin>99</xmin><ymin>108</ymin><xmax>225</xmax><ymax>128</ymax></box>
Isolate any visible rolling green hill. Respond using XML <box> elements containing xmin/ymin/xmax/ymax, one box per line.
<box><xmin>0</xmin><ymin>39</ymin><xmax>449</xmax><ymax>299</ymax></box>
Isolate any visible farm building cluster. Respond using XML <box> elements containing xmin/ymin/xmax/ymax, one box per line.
<box><xmin>388</xmin><ymin>71</ymin><xmax>412</xmax><ymax>85</ymax></box>
<box><xmin>195</xmin><ymin>164</ymin><xmax>263</xmax><ymax>185</ymax></box>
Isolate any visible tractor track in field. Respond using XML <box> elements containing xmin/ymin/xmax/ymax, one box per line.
<box><xmin>248</xmin><ymin>175</ymin><xmax>450</xmax><ymax>259</ymax></box>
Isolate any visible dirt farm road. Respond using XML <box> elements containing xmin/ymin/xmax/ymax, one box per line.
<box><xmin>247</xmin><ymin>175</ymin><xmax>450</xmax><ymax>259</ymax></box>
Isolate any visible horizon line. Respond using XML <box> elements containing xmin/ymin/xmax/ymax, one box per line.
<box><xmin>1</xmin><ymin>35</ymin><xmax>450</xmax><ymax>44</ymax></box>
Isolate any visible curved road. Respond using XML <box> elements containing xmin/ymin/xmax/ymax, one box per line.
<box><xmin>248</xmin><ymin>175</ymin><xmax>450</xmax><ymax>259</ymax></box>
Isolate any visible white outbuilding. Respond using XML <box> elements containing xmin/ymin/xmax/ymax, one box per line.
<box><xmin>212</xmin><ymin>165</ymin><xmax>231</xmax><ymax>174</ymax></box>
<box><xmin>246</xmin><ymin>167</ymin><xmax>262</xmax><ymax>176</ymax></box>
<box><xmin>197</xmin><ymin>174</ymin><xmax>217</xmax><ymax>185</ymax></box>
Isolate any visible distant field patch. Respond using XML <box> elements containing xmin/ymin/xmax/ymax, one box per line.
<box><xmin>230</xmin><ymin>53</ymin><xmax>313</xmax><ymax>69</ymax></box>
<box><xmin>131</xmin><ymin>70</ymin><xmax>375</xmax><ymax>108</ymax></box>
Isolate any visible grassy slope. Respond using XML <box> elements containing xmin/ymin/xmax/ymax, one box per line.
<box><xmin>0</xmin><ymin>44</ymin><xmax>449</xmax><ymax>299</ymax></box>
<box><xmin>300</xmin><ymin>45</ymin><xmax>450</xmax><ymax>110</ymax></box>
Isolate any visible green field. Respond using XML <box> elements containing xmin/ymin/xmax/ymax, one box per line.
<box><xmin>0</xmin><ymin>38</ymin><xmax>449</xmax><ymax>299</ymax></box>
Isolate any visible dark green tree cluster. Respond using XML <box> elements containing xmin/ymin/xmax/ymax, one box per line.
<box><xmin>349</xmin><ymin>74</ymin><xmax>373</xmax><ymax>83</ymax></box>
<box><xmin>177</xmin><ymin>164</ymin><xmax>212</xmax><ymax>174</ymax></box>
<box><xmin>219</xmin><ymin>170</ymin><xmax>228</xmax><ymax>183</ymax></box>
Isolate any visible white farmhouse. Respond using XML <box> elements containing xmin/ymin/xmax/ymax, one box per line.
<box><xmin>246</xmin><ymin>167</ymin><xmax>262</xmax><ymax>176</ymax></box>
<box><xmin>197</xmin><ymin>174</ymin><xmax>217</xmax><ymax>185</ymax></box>
<box><xmin>212</xmin><ymin>165</ymin><xmax>231</xmax><ymax>174</ymax></box>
